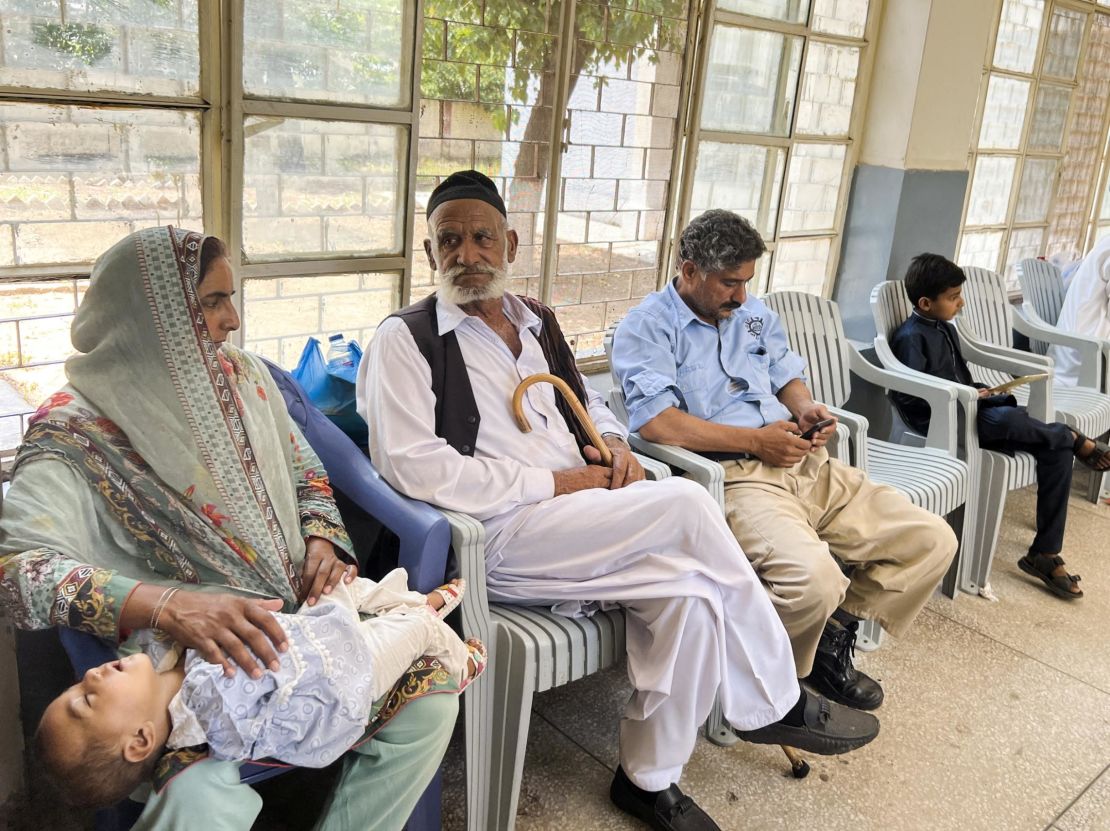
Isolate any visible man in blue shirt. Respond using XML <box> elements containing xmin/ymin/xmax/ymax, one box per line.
<box><xmin>612</xmin><ymin>210</ymin><xmax>957</xmax><ymax>714</ymax></box>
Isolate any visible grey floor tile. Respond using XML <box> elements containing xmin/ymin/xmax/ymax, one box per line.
<box><xmin>927</xmin><ymin>487</ymin><xmax>1110</xmax><ymax>693</ymax></box>
<box><xmin>671</xmin><ymin>610</ymin><xmax>1110</xmax><ymax>831</ymax></box>
<box><xmin>1054</xmin><ymin>764</ymin><xmax>1110</xmax><ymax>831</ymax></box>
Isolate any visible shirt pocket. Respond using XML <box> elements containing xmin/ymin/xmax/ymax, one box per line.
<box><xmin>739</xmin><ymin>349</ymin><xmax>771</xmax><ymax>396</ymax></box>
<box><xmin>676</xmin><ymin>362</ymin><xmax>711</xmax><ymax>414</ymax></box>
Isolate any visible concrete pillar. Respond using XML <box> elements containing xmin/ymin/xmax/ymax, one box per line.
<box><xmin>834</xmin><ymin>0</ymin><xmax>1001</xmax><ymax>339</ymax></box>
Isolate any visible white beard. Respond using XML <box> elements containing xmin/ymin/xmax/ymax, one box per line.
<box><xmin>436</xmin><ymin>264</ymin><xmax>509</xmax><ymax>306</ymax></box>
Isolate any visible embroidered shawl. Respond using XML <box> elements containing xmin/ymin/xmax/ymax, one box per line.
<box><xmin>0</xmin><ymin>227</ymin><xmax>351</xmax><ymax>642</ymax></box>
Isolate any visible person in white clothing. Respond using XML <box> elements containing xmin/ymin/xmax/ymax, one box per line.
<box><xmin>356</xmin><ymin>170</ymin><xmax>878</xmax><ymax>831</ymax></box>
<box><xmin>1050</xmin><ymin>234</ymin><xmax>1110</xmax><ymax>386</ymax></box>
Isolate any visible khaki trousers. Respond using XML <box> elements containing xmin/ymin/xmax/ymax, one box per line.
<box><xmin>721</xmin><ymin>448</ymin><xmax>956</xmax><ymax>677</ymax></box>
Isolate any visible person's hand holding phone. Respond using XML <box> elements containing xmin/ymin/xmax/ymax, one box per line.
<box><xmin>796</xmin><ymin>404</ymin><xmax>837</xmax><ymax>451</ymax></box>
<box><xmin>800</xmin><ymin>417</ymin><xmax>835</xmax><ymax>440</ymax></box>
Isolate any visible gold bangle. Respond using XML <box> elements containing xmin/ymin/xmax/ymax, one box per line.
<box><xmin>150</xmin><ymin>587</ymin><xmax>180</xmax><ymax>631</ymax></box>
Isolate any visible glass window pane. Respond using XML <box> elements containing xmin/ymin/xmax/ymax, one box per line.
<box><xmin>1004</xmin><ymin>226</ymin><xmax>1044</xmax><ymax>286</ymax></box>
<box><xmin>702</xmin><ymin>25</ymin><xmax>803</xmax><ymax>136</ymax></box>
<box><xmin>416</xmin><ymin>2</ymin><xmax>561</xmax><ymax>292</ymax></box>
<box><xmin>689</xmin><ymin>141</ymin><xmax>786</xmax><ymax>238</ymax></box>
<box><xmin>243</xmin><ymin>272</ymin><xmax>401</xmax><ymax>367</ymax></box>
<box><xmin>0</xmin><ymin>104</ymin><xmax>201</xmax><ymax>267</ymax></box>
<box><xmin>242</xmin><ymin>117</ymin><xmax>406</xmax><ymax>262</ymax></box>
<box><xmin>0</xmin><ymin>278</ymin><xmax>86</xmax><ymax>450</ymax></box>
<box><xmin>965</xmin><ymin>155</ymin><xmax>1018</xmax><ymax>226</ymax></box>
<box><xmin>1048</xmin><ymin>15</ymin><xmax>1110</xmax><ymax>257</ymax></box>
<box><xmin>243</xmin><ymin>0</ymin><xmax>410</xmax><ymax>106</ymax></box>
<box><xmin>553</xmin><ymin>0</ymin><xmax>688</xmax><ymax>359</ymax></box>
<box><xmin>992</xmin><ymin>0</ymin><xmax>1045</xmax><ymax>74</ymax></box>
<box><xmin>977</xmin><ymin>75</ymin><xmax>1030</xmax><ymax>150</ymax></box>
<box><xmin>958</xmin><ymin>230</ymin><xmax>1004</xmax><ymax>271</ymax></box>
<box><xmin>1042</xmin><ymin>7</ymin><xmax>1085</xmax><ymax>80</ymax></box>
<box><xmin>1014</xmin><ymin>158</ymin><xmax>1057</xmax><ymax>224</ymax></box>
<box><xmin>779</xmin><ymin>143</ymin><xmax>846</xmax><ymax>234</ymax></box>
<box><xmin>770</xmin><ymin>236</ymin><xmax>831</xmax><ymax>294</ymax></box>
<box><xmin>0</xmin><ymin>0</ymin><xmax>199</xmax><ymax>96</ymax></box>
<box><xmin>810</xmin><ymin>0</ymin><xmax>869</xmax><ymax>39</ymax></box>
<box><xmin>795</xmin><ymin>42</ymin><xmax>860</xmax><ymax>137</ymax></box>
<box><xmin>1027</xmin><ymin>84</ymin><xmax>1070</xmax><ymax>151</ymax></box>
<box><xmin>717</xmin><ymin>0</ymin><xmax>809</xmax><ymax>25</ymax></box>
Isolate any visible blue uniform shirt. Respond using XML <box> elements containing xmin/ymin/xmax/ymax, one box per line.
<box><xmin>612</xmin><ymin>280</ymin><xmax>808</xmax><ymax>433</ymax></box>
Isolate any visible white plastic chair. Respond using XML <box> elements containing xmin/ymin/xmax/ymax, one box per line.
<box><xmin>1016</xmin><ymin>257</ymin><xmax>1110</xmax><ymax>394</ymax></box>
<box><xmin>870</xmin><ymin>280</ymin><xmax>1047</xmax><ymax>597</ymax></box>
<box><xmin>447</xmin><ymin>453</ymin><xmax>671</xmax><ymax>831</ymax></box>
<box><xmin>961</xmin><ymin>266</ymin><xmax>1110</xmax><ymax>503</ymax></box>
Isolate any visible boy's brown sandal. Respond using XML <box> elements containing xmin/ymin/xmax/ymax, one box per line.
<box><xmin>1018</xmin><ymin>552</ymin><xmax>1083</xmax><ymax>600</ymax></box>
<box><xmin>1073</xmin><ymin>433</ymin><xmax>1110</xmax><ymax>471</ymax></box>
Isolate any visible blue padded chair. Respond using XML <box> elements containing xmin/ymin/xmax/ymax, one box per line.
<box><xmin>57</xmin><ymin>360</ymin><xmax>451</xmax><ymax>831</ymax></box>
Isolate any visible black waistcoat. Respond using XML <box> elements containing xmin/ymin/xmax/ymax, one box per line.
<box><xmin>390</xmin><ymin>294</ymin><xmax>592</xmax><ymax>458</ymax></box>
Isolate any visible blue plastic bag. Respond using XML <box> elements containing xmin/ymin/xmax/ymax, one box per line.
<box><xmin>291</xmin><ymin>337</ymin><xmax>368</xmax><ymax>446</ymax></box>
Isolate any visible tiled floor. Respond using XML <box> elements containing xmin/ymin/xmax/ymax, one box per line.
<box><xmin>442</xmin><ymin>475</ymin><xmax>1110</xmax><ymax>831</ymax></box>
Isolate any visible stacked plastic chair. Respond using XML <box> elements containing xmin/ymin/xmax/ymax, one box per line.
<box><xmin>960</xmin><ymin>266</ymin><xmax>1110</xmax><ymax>504</ymax></box>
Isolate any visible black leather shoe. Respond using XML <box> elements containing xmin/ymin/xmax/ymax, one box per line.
<box><xmin>733</xmin><ymin>690</ymin><xmax>879</xmax><ymax>755</ymax></box>
<box><xmin>610</xmin><ymin>766</ymin><xmax>722</xmax><ymax>831</ymax></box>
<box><xmin>805</xmin><ymin>621</ymin><xmax>884</xmax><ymax>710</ymax></box>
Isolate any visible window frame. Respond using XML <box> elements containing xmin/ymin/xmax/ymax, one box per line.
<box><xmin>665</xmin><ymin>0</ymin><xmax>882</xmax><ymax>298</ymax></box>
<box><xmin>958</xmin><ymin>0</ymin><xmax>1110</xmax><ymax>285</ymax></box>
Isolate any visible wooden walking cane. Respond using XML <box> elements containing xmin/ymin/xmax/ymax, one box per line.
<box><xmin>512</xmin><ymin>373</ymin><xmax>613</xmax><ymax>466</ymax></box>
<box><xmin>512</xmin><ymin>376</ymin><xmax>810</xmax><ymax>779</ymax></box>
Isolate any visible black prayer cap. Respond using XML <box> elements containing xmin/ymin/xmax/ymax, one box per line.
<box><xmin>426</xmin><ymin>169</ymin><xmax>507</xmax><ymax>218</ymax></box>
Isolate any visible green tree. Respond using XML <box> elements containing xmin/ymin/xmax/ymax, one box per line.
<box><xmin>32</xmin><ymin>22</ymin><xmax>114</xmax><ymax>65</ymax></box>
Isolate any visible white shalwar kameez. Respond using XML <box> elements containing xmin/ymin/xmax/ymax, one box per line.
<box><xmin>357</xmin><ymin>293</ymin><xmax>799</xmax><ymax>791</ymax></box>
<box><xmin>1050</xmin><ymin>234</ymin><xmax>1110</xmax><ymax>386</ymax></box>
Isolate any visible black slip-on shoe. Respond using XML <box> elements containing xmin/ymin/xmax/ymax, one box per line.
<box><xmin>805</xmin><ymin>621</ymin><xmax>884</xmax><ymax>710</ymax></box>
<box><xmin>732</xmin><ymin>690</ymin><xmax>879</xmax><ymax>755</ymax></box>
<box><xmin>610</xmin><ymin>766</ymin><xmax>722</xmax><ymax>831</ymax></box>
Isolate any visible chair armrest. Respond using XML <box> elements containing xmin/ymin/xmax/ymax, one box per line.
<box><xmin>955</xmin><ymin>322</ymin><xmax>1052</xmax><ymax>371</ymax></box>
<box><xmin>827</xmin><ymin>408</ymin><xmax>867</xmax><ymax>468</ymax></box>
<box><xmin>437</xmin><ymin>510</ymin><xmax>495</xmax><ymax>651</ymax></box>
<box><xmin>626</xmin><ymin>434</ymin><xmax>725</xmax><ymax>507</ymax></box>
<box><xmin>949</xmin><ymin>327</ymin><xmax>1053</xmax><ymax>419</ymax></box>
<box><xmin>850</xmin><ymin>344</ymin><xmax>961</xmax><ymax>455</ymax></box>
<box><xmin>328</xmin><ymin>451</ymin><xmax>451</xmax><ymax>594</ymax></box>
<box><xmin>1014</xmin><ymin>307</ymin><xmax>1103</xmax><ymax>388</ymax></box>
<box><xmin>633</xmin><ymin>452</ymin><xmax>671</xmax><ymax>481</ymax></box>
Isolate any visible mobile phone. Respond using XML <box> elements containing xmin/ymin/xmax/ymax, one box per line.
<box><xmin>799</xmin><ymin>417</ymin><xmax>835</xmax><ymax>440</ymax></box>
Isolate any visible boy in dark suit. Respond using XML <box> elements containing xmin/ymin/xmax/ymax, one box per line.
<box><xmin>890</xmin><ymin>253</ymin><xmax>1110</xmax><ymax>600</ymax></box>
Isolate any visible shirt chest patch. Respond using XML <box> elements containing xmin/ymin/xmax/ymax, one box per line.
<box><xmin>745</xmin><ymin>316</ymin><xmax>764</xmax><ymax>337</ymax></box>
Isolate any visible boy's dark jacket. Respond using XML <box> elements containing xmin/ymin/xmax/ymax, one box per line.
<box><xmin>889</xmin><ymin>312</ymin><xmax>1015</xmax><ymax>435</ymax></box>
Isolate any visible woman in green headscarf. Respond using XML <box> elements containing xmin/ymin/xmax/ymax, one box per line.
<box><xmin>0</xmin><ymin>226</ymin><xmax>457</xmax><ymax>830</ymax></box>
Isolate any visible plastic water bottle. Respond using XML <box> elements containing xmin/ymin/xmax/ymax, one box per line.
<box><xmin>325</xmin><ymin>333</ymin><xmax>354</xmax><ymax>370</ymax></box>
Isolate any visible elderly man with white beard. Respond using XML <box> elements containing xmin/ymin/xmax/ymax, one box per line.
<box><xmin>356</xmin><ymin>170</ymin><xmax>878</xmax><ymax>831</ymax></box>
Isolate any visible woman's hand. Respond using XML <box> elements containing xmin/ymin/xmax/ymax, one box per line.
<box><xmin>159</xmin><ymin>590</ymin><xmax>289</xmax><ymax>679</ymax></box>
<box><xmin>299</xmin><ymin>536</ymin><xmax>356</xmax><ymax>607</ymax></box>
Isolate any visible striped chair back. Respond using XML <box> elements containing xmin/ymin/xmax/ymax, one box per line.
<box><xmin>1016</xmin><ymin>258</ymin><xmax>1066</xmax><ymax>355</ymax></box>
<box><xmin>1016</xmin><ymin>258</ymin><xmax>1066</xmax><ymax>326</ymax></box>
<box><xmin>956</xmin><ymin>267</ymin><xmax>1015</xmax><ymax>389</ymax></box>
<box><xmin>763</xmin><ymin>291</ymin><xmax>851</xmax><ymax>408</ymax></box>
<box><xmin>870</xmin><ymin>280</ymin><xmax>915</xmax><ymax>342</ymax></box>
